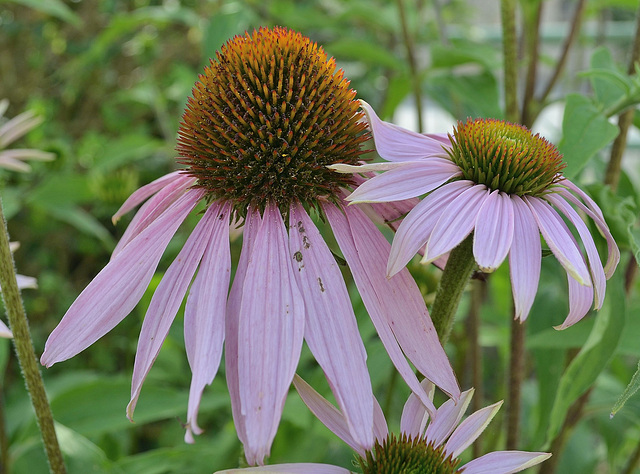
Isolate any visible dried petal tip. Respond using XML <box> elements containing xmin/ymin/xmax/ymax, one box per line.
<box><xmin>448</xmin><ymin>118</ymin><xmax>565</xmax><ymax>197</ymax></box>
<box><xmin>176</xmin><ymin>27</ymin><xmax>370</xmax><ymax>216</ymax></box>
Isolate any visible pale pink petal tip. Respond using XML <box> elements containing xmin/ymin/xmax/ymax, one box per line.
<box><xmin>0</xmin><ymin>320</ymin><xmax>12</xmax><ymax>339</ymax></box>
<box><xmin>461</xmin><ymin>451</ymin><xmax>552</xmax><ymax>474</ymax></box>
<box><xmin>215</xmin><ymin>464</ymin><xmax>350</xmax><ymax>473</ymax></box>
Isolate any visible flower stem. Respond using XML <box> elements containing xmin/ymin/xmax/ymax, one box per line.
<box><xmin>430</xmin><ymin>235</ymin><xmax>476</xmax><ymax>344</ymax></box>
<box><xmin>500</xmin><ymin>0</ymin><xmax>518</xmax><ymax>123</ymax></box>
<box><xmin>0</xmin><ymin>199</ymin><xmax>66</xmax><ymax>473</ymax></box>
<box><xmin>506</xmin><ymin>310</ymin><xmax>525</xmax><ymax>449</ymax></box>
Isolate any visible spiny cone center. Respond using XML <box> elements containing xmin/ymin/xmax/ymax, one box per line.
<box><xmin>446</xmin><ymin>118</ymin><xmax>565</xmax><ymax>196</ymax></box>
<box><xmin>357</xmin><ymin>433</ymin><xmax>461</xmax><ymax>474</ymax></box>
<box><xmin>176</xmin><ymin>27</ymin><xmax>369</xmax><ymax>216</ymax></box>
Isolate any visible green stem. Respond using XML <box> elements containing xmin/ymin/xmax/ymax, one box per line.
<box><xmin>506</xmin><ymin>311</ymin><xmax>525</xmax><ymax>449</ymax></box>
<box><xmin>500</xmin><ymin>0</ymin><xmax>519</xmax><ymax>123</ymax></box>
<box><xmin>431</xmin><ymin>235</ymin><xmax>476</xmax><ymax>345</ymax></box>
<box><xmin>396</xmin><ymin>0</ymin><xmax>424</xmax><ymax>132</ymax></box>
<box><xmin>0</xmin><ymin>199</ymin><xmax>66</xmax><ymax>473</ymax></box>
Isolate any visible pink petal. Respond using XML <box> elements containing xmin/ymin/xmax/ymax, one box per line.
<box><xmin>373</xmin><ymin>396</ymin><xmax>389</xmax><ymax>443</ymax></box>
<box><xmin>444</xmin><ymin>400</ymin><xmax>502</xmax><ymax>458</ymax></box>
<box><xmin>508</xmin><ymin>196</ymin><xmax>542</xmax><ymax>322</ymax></box>
<box><xmin>556</xmin><ymin>185</ymin><xmax>619</xmax><ymax>279</ymax></box>
<box><xmin>400</xmin><ymin>379</ymin><xmax>435</xmax><ymax>438</ymax></box>
<box><xmin>526</xmin><ymin>197</ymin><xmax>591</xmax><ymax>286</ymax></box>
<box><xmin>389</xmin><ymin>181</ymin><xmax>473</xmax><ymax>276</ymax></box>
<box><xmin>0</xmin><ymin>320</ymin><xmax>12</xmax><ymax>338</ymax></box>
<box><xmin>359</xmin><ymin>100</ymin><xmax>450</xmax><ymax>161</ymax></box>
<box><xmin>424</xmin><ymin>389</ymin><xmax>474</xmax><ymax>447</ymax></box>
<box><xmin>184</xmin><ymin>202</ymin><xmax>232</xmax><ymax>443</ymax></box>
<box><xmin>112</xmin><ymin>171</ymin><xmax>184</xmax><ymax>223</ymax></box>
<box><xmin>40</xmin><ymin>189</ymin><xmax>203</xmax><ymax>367</ymax></box>
<box><xmin>460</xmin><ymin>451</ymin><xmax>552</xmax><ymax>474</ymax></box>
<box><xmin>216</xmin><ymin>464</ymin><xmax>350</xmax><ymax>473</ymax></box>
<box><xmin>346</xmin><ymin>158</ymin><xmax>461</xmax><ymax>203</ymax></box>
<box><xmin>325</xmin><ymin>202</ymin><xmax>460</xmax><ymax>405</ymax></box>
<box><xmin>237</xmin><ymin>204</ymin><xmax>305</xmax><ymax>466</ymax></box>
<box><xmin>473</xmin><ymin>191</ymin><xmax>514</xmax><ymax>272</ymax></box>
<box><xmin>112</xmin><ymin>174</ymin><xmax>195</xmax><ymax>257</ymax></box>
<box><xmin>226</xmin><ymin>208</ymin><xmax>261</xmax><ymax>447</ymax></box>
<box><xmin>292</xmin><ymin>375</ymin><xmax>362</xmax><ymax>455</ymax></box>
<box><xmin>289</xmin><ymin>204</ymin><xmax>373</xmax><ymax>451</ymax></box>
<box><xmin>546</xmin><ymin>193</ymin><xmax>606</xmax><ymax>309</ymax></box>
<box><xmin>423</xmin><ymin>184</ymin><xmax>490</xmax><ymax>265</ymax></box>
<box><xmin>127</xmin><ymin>198</ymin><xmax>219</xmax><ymax>420</ymax></box>
<box><xmin>555</xmin><ymin>274</ymin><xmax>594</xmax><ymax>330</ymax></box>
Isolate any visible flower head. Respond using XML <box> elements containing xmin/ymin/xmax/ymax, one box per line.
<box><xmin>333</xmin><ymin>101</ymin><xmax>620</xmax><ymax>327</ymax></box>
<box><xmin>216</xmin><ymin>376</ymin><xmax>551</xmax><ymax>474</ymax></box>
<box><xmin>41</xmin><ymin>28</ymin><xmax>459</xmax><ymax>465</ymax></box>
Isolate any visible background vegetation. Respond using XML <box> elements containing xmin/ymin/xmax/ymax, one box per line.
<box><xmin>1</xmin><ymin>0</ymin><xmax>640</xmax><ymax>472</ymax></box>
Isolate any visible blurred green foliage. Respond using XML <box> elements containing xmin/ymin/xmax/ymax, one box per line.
<box><xmin>0</xmin><ymin>0</ymin><xmax>639</xmax><ymax>473</ymax></box>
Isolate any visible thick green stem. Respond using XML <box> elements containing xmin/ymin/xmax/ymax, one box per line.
<box><xmin>506</xmin><ymin>311</ymin><xmax>525</xmax><ymax>449</ymax></box>
<box><xmin>431</xmin><ymin>235</ymin><xmax>476</xmax><ymax>344</ymax></box>
<box><xmin>501</xmin><ymin>0</ymin><xmax>519</xmax><ymax>123</ymax></box>
<box><xmin>0</xmin><ymin>199</ymin><xmax>66</xmax><ymax>473</ymax></box>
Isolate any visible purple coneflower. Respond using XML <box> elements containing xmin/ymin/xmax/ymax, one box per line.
<box><xmin>40</xmin><ymin>28</ymin><xmax>459</xmax><ymax>465</ymax></box>
<box><xmin>332</xmin><ymin>101</ymin><xmax>619</xmax><ymax>328</ymax></box>
<box><xmin>216</xmin><ymin>376</ymin><xmax>551</xmax><ymax>473</ymax></box>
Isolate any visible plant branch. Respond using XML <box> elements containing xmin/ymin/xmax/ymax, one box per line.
<box><xmin>501</xmin><ymin>0</ymin><xmax>519</xmax><ymax>122</ymax></box>
<box><xmin>506</xmin><ymin>312</ymin><xmax>525</xmax><ymax>449</ymax></box>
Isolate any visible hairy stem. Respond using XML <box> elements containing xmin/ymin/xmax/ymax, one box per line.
<box><xmin>431</xmin><ymin>235</ymin><xmax>476</xmax><ymax>344</ymax></box>
<box><xmin>0</xmin><ymin>200</ymin><xmax>66</xmax><ymax>473</ymax></box>
<box><xmin>397</xmin><ymin>0</ymin><xmax>424</xmax><ymax>132</ymax></box>
<box><xmin>506</xmin><ymin>312</ymin><xmax>525</xmax><ymax>449</ymax></box>
<box><xmin>467</xmin><ymin>278</ymin><xmax>485</xmax><ymax>458</ymax></box>
<box><xmin>501</xmin><ymin>0</ymin><xmax>519</xmax><ymax>122</ymax></box>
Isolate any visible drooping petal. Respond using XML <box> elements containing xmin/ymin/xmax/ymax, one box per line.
<box><xmin>0</xmin><ymin>110</ymin><xmax>42</xmax><ymax>147</ymax></box>
<box><xmin>460</xmin><ymin>451</ymin><xmax>552</xmax><ymax>474</ymax></box>
<box><xmin>422</xmin><ymin>184</ymin><xmax>490</xmax><ymax>265</ymax></box>
<box><xmin>508</xmin><ymin>196</ymin><xmax>542</xmax><ymax>322</ymax></box>
<box><xmin>555</xmin><ymin>274</ymin><xmax>594</xmax><ymax>330</ymax></box>
<box><xmin>526</xmin><ymin>197</ymin><xmax>591</xmax><ymax>286</ymax></box>
<box><xmin>556</xmin><ymin>185</ymin><xmax>619</xmax><ymax>279</ymax></box>
<box><xmin>112</xmin><ymin>171</ymin><xmax>184</xmax><ymax>223</ymax></box>
<box><xmin>359</xmin><ymin>100</ymin><xmax>450</xmax><ymax>161</ymax></box>
<box><xmin>292</xmin><ymin>375</ymin><xmax>362</xmax><ymax>455</ymax></box>
<box><xmin>389</xmin><ymin>181</ymin><xmax>472</xmax><ymax>276</ymax></box>
<box><xmin>424</xmin><ymin>389</ymin><xmax>474</xmax><ymax>447</ymax></box>
<box><xmin>127</xmin><ymin>198</ymin><xmax>219</xmax><ymax>420</ymax></box>
<box><xmin>112</xmin><ymin>174</ymin><xmax>195</xmax><ymax>257</ymax></box>
<box><xmin>372</xmin><ymin>396</ymin><xmax>389</xmax><ymax>443</ymax></box>
<box><xmin>40</xmin><ymin>189</ymin><xmax>203</xmax><ymax>367</ymax></box>
<box><xmin>216</xmin><ymin>464</ymin><xmax>350</xmax><ymax>474</ymax></box>
<box><xmin>184</xmin><ymin>202</ymin><xmax>232</xmax><ymax>443</ymax></box>
<box><xmin>237</xmin><ymin>204</ymin><xmax>305</xmax><ymax>466</ymax></box>
<box><xmin>400</xmin><ymin>379</ymin><xmax>435</xmax><ymax>438</ymax></box>
<box><xmin>444</xmin><ymin>400</ymin><xmax>502</xmax><ymax>458</ymax></box>
<box><xmin>345</xmin><ymin>158</ymin><xmax>461</xmax><ymax>203</ymax></box>
<box><xmin>289</xmin><ymin>204</ymin><xmax>373</xmax><ymax>451</ymax></box>
<box><xmin>325</xmin><ymin>202</ymin><xmax>460</xmax><ymax>406</ymax></box>
<box><xmin>0</xmin><ymin>320</ymin><xmax>12</xmax><ymax>338</ymax></box>
<box><xmin>546</xmin><ymin>193</ymin><xmax>606</xmax><ymax>309</ymax></box>
<box><xmin>226</xmin><ymin>208</ymin><xmax>260</xmax><ymax>446</ymax></box>
<box><xmin>328</xmin><ymin>162</ymin><xmax>409</xmax><ymax>173</ymax></box>
<box><xmin>473</xmin><ymin>191</ymin><xmax>514</xmax><ymax>272</ymax></box>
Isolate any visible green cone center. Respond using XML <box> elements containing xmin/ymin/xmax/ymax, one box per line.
<box><xmin>176</xmin><ymin>27</ymin><xmax>369</xmax><ymax>216</ymax></box>
<box><xmin>357</xmin><ymin>434</ymin><xmax>461</xmax><ymax>474</ymax></box>
<box><xmin>446</xmin><ymin>118</ymin><xmax>565</xmax><ymax>196</ymax></box>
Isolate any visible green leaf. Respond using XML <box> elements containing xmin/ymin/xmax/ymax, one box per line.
<box><xmin>426</xmin><ymin>70</ymin><xmax>502</xmax><ymax>119</ymax></box>
<box><xmin>586</xmin><ymin>47</ymin><xmax>630</xmax><ymax>107</ymax></box>
<box><xmin>545</xmin><ymin>270</ymin><xmax>626</xmax><ymax>447</ymax></box>
<box><xmin>4</xmin><ymin>0</ymin><xmax>82</xmax><ymax>26</ymax></box>
<box><xmin>557</xmin><ymin>94</ymin><xmax>619</xmax><ymax>178</ymax></box>
<box><xmin>611</xmin><ymin>359</ymin><xmax>640</xmax><ymax>417</ymax></box>
<box><xmin>327</xmin><ymin>39</ymin><xmax>404</xmax><ymax>70</ymax></box>
<box><xmin>47</xmin><ymin>205</ymin><xmax>115</xmax><ymax>251</ymax></box>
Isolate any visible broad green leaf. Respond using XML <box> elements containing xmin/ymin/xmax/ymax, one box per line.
<box><xmin>558</xmin><ymin>94</ymin><xmax>619</xmax><ymax>178</ymax></box>
<box><xmin>327</xmin><ymin>39</ymin><xmax>404</xmax><ymax>70</ymax></box>
<box><xmin>4</xmin><ymin>0</ymin><xmax>82</xmax><ymax>26</ymax></box>
<box><xmin>90</xmin><ymin>135</ymin><xmax>166</xmax><ymax>174</ymax></box>
<box><xmin>202</xmin><ymin>7</ymin><xmax>256</xmax><ymax>66</ymax></box>
<box><xmin>586</xmin><ymin>47</ymin><xmax>629</xmax><ymax>107</ymax></box>
<box><xmin>610</xmin><ymin>359</ymin><xmax>640</xmax><ymax>417</ymax></box>
<box><xmin>26</xmin><ymin>174</ymin><xmax>94</xmax><ymax>207</ymax></box>
<box><xmin>46</xmin><ymin>205</ymin><xmax>115</xmax><ymax>251</ymax></box>
<box><xmin>545</xmin><ymin>270</ymin><xmax>626</xmax><ymax>446</ymax></box>
<box><xmin>381</xmin><ymin>74</ymin><xmax>412</xmax><ymax>119</ymax></box>
<box><xmin>427</xmin><ymin>70</ymin><xmax>502</xmax><ymax>119</ymax></box>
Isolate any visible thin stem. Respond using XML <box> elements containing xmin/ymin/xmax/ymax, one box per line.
<box><xmin>430</xmin><ymin>235</ymin><xmax>476</xmax><ymax>344</ymax></box>
<box><xmin>0</xmin><ymin>385</ymin><xmax>7</xmax><ymax>474</ymax></box>
<box><xmin>501</xmin><ymin>0</ymin><xmax>519</xmax><ymax>123</ymax></box>
<box><xmin>604</xmin><ymin>4</ymin><xmax>640</xmax><ymax>191</ymax></box>
<box><xmin>622</xmin><ymin>435</ymin><xmax>640</xmax><ymax>474</ymax></box>
<box><xmin>538</xmin><ymin>0</ymin><xmax>587</xmax><ymax>104</ymax></box>
<box><xmin>467</xmin><ymin>278</ymin><xmax>485</xmax><ymax>458</ymax></box>
<box><xmin>506</xmin><ymin>311</ymin><xmax>525</xmax><ymax>449</ymax></box>
<box><xmin>396</xmin><ymin>0</ymin><xmax>424</xmax><ymax>132</ymax></box>
<box><xmin>0</xmin><ymin>199</ymin><xmax>66</xmax><ymax>473</ymax></box>
<box><xmin>431</xmin><ymin>0</ymin><xmax>450</xmax><ymax>46</ymax></box>
<box><xmin>521</xmin><ymin>2</ymin><xmax>543</xmax><ymax>127</ymax></box>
